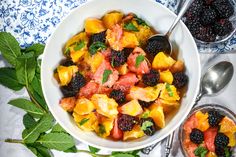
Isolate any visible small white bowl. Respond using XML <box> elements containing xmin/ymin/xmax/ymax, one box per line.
<box><xmin>41</xmin><ymin>0</ymin><xmax>201</xmax><ymax>151</ymax></box>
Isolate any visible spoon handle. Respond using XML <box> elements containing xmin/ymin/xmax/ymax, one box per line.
<box><xmin>165</xmin><ymin>0</ymin><xmax>195</xmax><ymax>37</ymax></box>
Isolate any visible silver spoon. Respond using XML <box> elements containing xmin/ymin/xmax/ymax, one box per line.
<box><xmin>148</xmin><ymin>0</ymin><xmax>195</xmax><ymax>56</ymax></box>
<box><xmin>142</xmin><ymin>61</ymin><xmax>234</xmax><ymax>156</ymax></box>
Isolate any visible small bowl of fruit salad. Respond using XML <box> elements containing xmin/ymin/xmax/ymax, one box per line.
<box><xmin>179</xmin><ymin>104</ymin><xmax>236</xmax><ymax>157</ymax></box>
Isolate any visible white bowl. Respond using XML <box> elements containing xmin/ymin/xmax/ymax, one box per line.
<box><xmin>41</xmin><ymin>0</ymin><xmax>201</xmax><ymax>151</ymax></box>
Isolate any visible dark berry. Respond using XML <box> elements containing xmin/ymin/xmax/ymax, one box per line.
<box><xmin>110</xmin><ymin>49</ymin><xmax>126</xmax><ymax>67</ymax></box>
<box><xmin>123</xmin><ymin>48</ymin><xmax>134</xmax><ymax>59</ymax></box>
<box><xmin>173</xmin><ymin>72</ymin><xmax>188</xmax><ymax>88</ymax></box>
<box><xmin>60</xmin><ymin>72</ymin><xmax>86</xmax><ymax>97</ymax></box>
<box><xmin>212</xmin><ymin>0</ymin><xmax>234</xmax><ymax>19</ymax></box>
<box><xmin>109</xmin><ymin>89</ymin><xmax>126</xmax><ymax>104</ymax></box>
<box><xmin>213</xmin><ymin>19</ymin><xmax>233</xmax><ymax>36</ymax></box>
<box><xmin>138</xmin><ymin>100</ymin><xmax>154</xmax><ymax>108</ymax></box>
<box><xmin>200</xmin><ymin>7</ymin><xmax>217</xmax><ymax>25</ymax></box>
<box><xmin>190</xmin><ymin>128</ymin><xmax>204</xmax><ymax>144</ymax></box>
<box><xmin>216</xmin><ymin>146</ymin><xmax>232</xmax><ymax>157</ymax></box>
<box><xmin>185</xmin><ymin>0</ymin><xmax>204</xmax><ymax>18</ymax></box>
<box><xmin>208</xmin><ymin>110</ymin><xmax>224</xmax><ymax>127</ymax></box>
<box><xmin>145</xmin><ymin>37</ymin><xmax>171</xmax><ymax>56</ymax></box>
<box><xmin>89</xmin><ymin>31</ymin><xmax>106</xmax><ymax>45</ymax></box>
<box><xmin>118</xmin><ymin>114</ymin><xmax>137</xmax><ymax>131</ymax></box>
<box><xmin>204</xmin><ymin>0</ymin><xmax>214</xmax><ymax>5</ymax></box>
<box><xmin>142</xmin><ymin>69</ymin><xmax>160</xmax><ymax>87</ymax></box>
<box><xmin>215</xmin><ymin>133</ymin><xmax>229</xmax><ymax>148</ymax></box>
<box><xmin>140</xmin><ymin>117</ymin><xmax>156</xmax><ymax>136</ymax></box>
<box><xmin>60</xmin><ymin>59</ymin><xmax>75</xmax><ymax>66</ymax></box>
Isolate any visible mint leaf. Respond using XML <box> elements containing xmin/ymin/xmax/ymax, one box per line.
<box><xmin>141</xmin><ymin>121</ymin><xmax>153</xmax><ymax>131</ymax></box>
<box><xmin>36</xmin><ymin>133</ymin><xmax>75</xmax><ymax>151</ymax></box>
<box><xmin>30</xmin><ymin>75</ymin><xmax>43</xmax><ymax>98</ymax></box>
<box><xmin>89</xmin><ymin>41</ymin><xmax>106</xmax><ymax>55</ymax></box>
<box><xmin>51</xmin><ymin>123</ymin><xmax>66</xmax><ymax>133</ymax></box>
<box><xmin>124</xmin><ymin>22</ymin><xmax>139</xmax><ymax>32</ymax></box>
<box><xmin>8</xmin><ymin>98</ymin><xmax>44</xmax><ymax>117</ymax></box>
<box><xmin>141</xmin><ymin>111</ymin><xmax>150</xmax><ymax>118</ymax></box>
<box><xmin>194</xmin><ymin>146</ymin><xmax>208</xmax><ymax>157</ymax></box>
<box><xmin>26</xmin><ymin>145</ymin><xmax>52</xmax><ymax>157</ymax></box>
<box><xmin>24</xmin><ymin>43</ymin><xmax>45</xmax><ymax>57</ymax></box>
<box><xmin>16</xmin><ymin>52</ymin><xmax>36</xmax><ymax>86</ymax></box>
<box><xmin>224</xmin><ymin>147</ymin><xmax>231</xmax><ymax>157</ymax></box>
<box><xmin>79</xmin><ymin>118</ymin><xmax>89</xmax><ymax>126</ymax></box>
<box><xmin>166</xmin><ymin>83</ymin><xmax>173</xmax><ymax>97</ymax></box>
<box><xmin>102</xmin><ymin>69</ymin><xmax>112</xmax><ymax>84</ymax></box>
<box><xmin>98</xmin><ymin>124</ymin><xmax>106</xmax><ymax>135</ymax></box>
<box><xmin>135</xmin><ymin>55</ymin><xmax>145</xmax><ymax>67</ymax></box>
<box><xmin>0</xmin><ymin>32</ymin><xmax>21</xmax><ymax>66</ymax></box>
<box><xmin>89</xmin><ymin>145</ymin><xmax>100</xmax><ymax>154</ymax></box>
<box><xmin>74</xmin><ymin>41</ymin><xmax>85</xmax><ymax>51</ymax></box>
<box><xmin>135</xmin><ymin>17</ymin><xmax>148</xmax><ymax>26</ymax></box>
<box><xmin>23</xmin><ymin>113</ymin><xmax>37</xmax><ymax>129</ymax></box>
<box><xmin>0</xmin><ymin>67</ymin><xmax>24</xmax><ymax>91</ymax></box>
<box><xmin>64</xmin><ymin>47</ymin><xmax>70</xmax><ymax>56</ymax></box>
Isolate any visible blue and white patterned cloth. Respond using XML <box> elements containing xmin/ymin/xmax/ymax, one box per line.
<box><xmin>1</xmin><ymin>0</ymin><xmax>235</xmax><ymax>53</ymax></box>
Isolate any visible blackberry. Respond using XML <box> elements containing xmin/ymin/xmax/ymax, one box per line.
<box><xmin>109</xmin><ymin>89</ymin><xmax>126</xmax><ymax>104</ymax></box>
<box><xmin>184</xmin><ymin>0</ymin><xmax>204</xmax><ymax>18</ymax></box>
<box><xmin>173</xmin><ymin>72</ymin><xmax>188</xmax><ymax>88</ymax></box>
<box><xmin>190</xmin><ymin>128</ymin><xmax>204</xmax><ymax>144</ymax></box>
<box><xmin>89</xmin><ymin>31</ymin><xmax>106</xmax><ymax>45</ymax></box>
<box><xmin>200</xmin><ymin>7</ymin><xmax>217</xmax><ymax>25</ymax></box>
<box><xmin>140</xmin><ymin>117</ymin><xmax>156</xmax><ymax>136</ymax></box>
<box><xmin>138</xmin><ymin>100</ymin><xmax>154</xmax><ymax>108</ymax></box>
<box><xmin>118</xmin><ymin>114</ymin><xmax>137</xmax><ymax>131</ymax></box>
<box><xmin>142</xmin><ymin>69</ymin><xmax>160</xmax><ymax>87</ymax></box>
<box><xmin>60</xmin><ymin>59</ymin><xmax>75</xmax><ymax>66</ymax></box>
<box><xmin>215</xmin><ymin>133</ymin><xmax>229</xmax><ymax>148</ymax></box>
<box><xmin>110</xmin><ymin>49</ymin><xmax>126</xmax><ymax>67</ymax></box>
<box><xmin>196</xmin><ymin>26</ymin><xmax>216</xmax><ymax>42</ymax></box>
<box><xmin>213</xmin><ymin>19</ymin><xmax>233</xmax><ymax>36</ymax></box>
<box><xmin>60</xmin><ymin>72</ymin><xmax>86</xmax><ymax>97</ymax></box>
<box><xmin>212</xmin><ymin>0</ymin><xmax>234</xmax><ymax>18</ymax></box>
<box><xmin>145</xmin><ymin>36</ymin><xmax>171</xmax><ymax>56</ymax></box>
<box><xmin>123</xmin><ymin>48</ymin><xmax>134</xmax><ymax>59</ymax></box>
<box><xmin>215</xmin><ymin>146</ymin><xmax>232</xmax><ymax>157</ymax></box>
<box><xmin>208</xmin><ymin>110</ymin><xmax>224</xmax><ymax>127</ymax></box>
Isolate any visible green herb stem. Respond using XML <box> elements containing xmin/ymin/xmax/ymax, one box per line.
<box><xmin>5</xmin><ymin>139</ymin><xmax>23</xmax><ymax>144</ymax></box>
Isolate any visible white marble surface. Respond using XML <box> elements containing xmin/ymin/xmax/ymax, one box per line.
<box><xmin>0</xmin><ymin>53</ymin><xmax>236</xmax><ymax>157</ymax></box>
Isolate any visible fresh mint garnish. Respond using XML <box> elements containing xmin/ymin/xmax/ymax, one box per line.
<box><xmin>135</xmin><ymin>55</ymin><xmax>145</xmax><ymax>67</ymax></box>
<box><xmin>102</xmin><ymin>69</ymin><xmax>112</xmax><ymax>84</ymax></box>
<box><xmin>124</xmin><ymin>22</ymin><xmax>139</xmax><ymax>32</ymax></box>
<box><xmin>79</xmin><ymin>118</ymin><xmax>89</xmax><ymax>126</ymax></box>
<box><xmin>166</xmin><ymin>83</ymin><xmax>174</xmax><ymax>97</ymax></box>
<box><xmin>194</xmin><ymin>146</ymin><xmax>208</xmax><ymax>157</ymax></box>
<box><xmin>89</xmin><ymin>41</ymin><xmax>106</xmax><ymax>55</ymax></box>
<box><xmin>73</xmin><ymin>41</ymin><xmax>85</xmax><ymax>51</ymax></box>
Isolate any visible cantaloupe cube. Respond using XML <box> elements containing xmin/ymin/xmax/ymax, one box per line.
<box><xmin>160</xmin><ymin>70</ymin><xmax>173</xmax><ymax>84</ymax></box>
<box><xmin>118</xmin><ymin>100</ymin><xmax>143</xmax><ymax>116</ymax></box>
<box><xmin>102</xmin><ymin>11</ymin><xmax>123</xmax><ymax>29</ymax></box>
<box><xmin>152</xmin><ymin>52</ymin><xmax>176</xmax><ymax>70</ymax></box>
<box><xmin>85</xmin><ymin>18</ymin><xmax>106</xmax><ymax>34</ymax></box>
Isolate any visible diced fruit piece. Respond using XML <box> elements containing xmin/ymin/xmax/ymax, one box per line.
<box><xmin>149</xmin><ymin>104</ymin><xmax>165</xmax><ymax>128</ymax></box>
<box><xmin>204</xmin><ymin>127</ymin><xmax>218</xmax><ymax>152</ymax></box>
<box><xmin>135</xmin><ymin>25</ymin><xmax>154</xmax><ymax>45</ymax></box>
<box><xmin>121</xmin><ymin>31</ymin><xmax>139</xmax><ymax>48</ymax></box>
<box><xmin>91</xmin><ymin>94</ymin><xmax>118</xmax><ymax>118</ymax></box>
<box><xmin>160</xmin><ymin>70</ymin><xmax>173</xmax><ymax>84</ymax></box>
<box><xmin>57</xmin><ymin>65</ymin><xmax>78</xmax><ymax>86</ymax></box>
<box><xmin>113</xmin><ymin>73</ymin><xmax>139</xmax><ymax>93</ymax></box>
<box><xmin>93</xmin><ymin>117</ymin><xmax>114</xmax><ymax>137</ymax></box>
<box><xmin>85</xmin><ymin>18</ymin><xmax>106</xmax><ymax>34</ymax></box>
<box><xmin>195</xmin><ymin>111</ymin><xmax>210</xmax><ymax>132</ymax></box>
<box><xmin>84</xmin><ymin>52</ymin><xmax>104</xmax><ymax>72</ymax></box>
<box><xmin>79</xmin><ymin>81</ymin><xmax>99</xmax><ymax>98</ymax></box>
<box><xmin>70</xmin><ymin>49</ymin><xmax>87</xmax><ymax>63</ymax></box>
<box><xmin>184</xmin><ymin>141</ymin><xmax>198</xmax><ymax>157</ymax></box>
<box><xmin>152</xmin><ymin>52</ymin><xmax>176</xmax><ymax>70</ymax></box>
<box><xmin>106</xmin><ymin>24</ymin><xmax>123</xmax><ymax>51</ymax></box>
<box><xmin>102</xmin><ymin>11</ymin><xmax>123</xmax><ymax>29</ymax></box>
<box><xmin>118</xmin><ymin>100</ymin><xmax>143</xmax><ymax>116</ymax></box>
<box><xmin>224</xmin><ymin>132</ymin><xmax>236</xmax><ymax>147</ymax></box>
<box><xmin>206</xmin><ymin>152</ymin><xmax>217</xmax><ymax>157</ymax></box>
<box><xmin>155</xmin><ymin>98</ymin><xmax>179</xmax><ymax>113</ymax></box>
<box><xmin>116</xmin><ymin>63</ymin><xmax>129</xmax><ymax>75</ymax></box>
<box><xmin>159</xmin><ymin>83</ymin><xmax>180</xmax><ymax>101</ymax></box>
<box><xmin>219</xmin><ymin>116</ymin><xmax>236</xmax><ymax>134</ymax></box>
<box><xmin>170</xmin><ymin>60</ymin><xmax>185</xmax><ymax>73</ymax></box>
<box><xmin>128</xmin><ymin>84</ymin><xmax>164</xmax><ymax>102</ymax></box>
<box><xmin>59</xmin><ymin>97</ymin><xmax>76</xmax><ymax>112</ymax></box>
<box><xmin>73</xmin><ymin>98</ymin><xmax>95</xmax><ymax>115</ymax></box>
<box><xmin>73</xmin><ymin>112</ymin><xmax>97</xmax><ymax>131</ymax></box>
<box><xmin>65</xmin><ymin>32</ymin><xmax>89</xmax><ymax>49</ymax></box>
<box><xmin>110</xmin><ymin>118</ymin><xmax>123</xmax><ymax>140</ymax></box>
<box><xmin>183</xmin><ymin>114</ymin><xmax>198</xmax><ymax>134</ymax></box>
<box><xmin>190</xmin><ymin>128</ymin><xmax>204</xmax><ymax>144</ymax></box>
<box><xmin>123</xmin><ymin>125</ymin><xmax>145</xmax><ymax>140</ymax></box>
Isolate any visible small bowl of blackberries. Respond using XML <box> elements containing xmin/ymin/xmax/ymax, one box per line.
<box><xmin>182</xmin><ymin>0</ymin><xmax>236</xmax><ymax>44</ymax></box>
<box><xmin>179</xmin><ymin>104</ymin><xmax>236</xmax><ymax>157</ymax></box>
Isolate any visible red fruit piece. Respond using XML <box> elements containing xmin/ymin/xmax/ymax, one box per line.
<box><xmin>183</xmin><ymin>114</ymin><xmax>198</xmax><ymax>134</ymax></box>
<box><xmin>204</xmin><ymin>127</ymin><xmax>218</xmax><ymax>152</ymax></box>
<box><xmin>111</xmin><ymin>118</ymin><xmax>123</xmax><ymax>140</ymax></box>
<box><xmin>113</xmin><ymin>73</ymin><xmax>139</xmax><ymax>93</ymax></box>
<box><xmin>79</xmin><ymin>81</ymin><xmax>99</xmax><ymax>98</ymax></box>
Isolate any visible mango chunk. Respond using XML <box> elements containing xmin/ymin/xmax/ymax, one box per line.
<box><xmin>149</xmin><ymin>104</ymin><xmax>165</xmax><ymax>128</ymax></box>
<box><xmin>155</xmin><ymin>98</ymin><xmax>179</xmax><ymax>113</ymax></box>
<box><xmin>121</xmin><ymin>31</ymin><xmax>139</xmax><ymax>48</ymax></box>
<box><xmin>135</xmin><ymin>25</ymin><xmax>154</xmax><ymax>45</ymax></box>
<box><xmin>85</xmin><ymin>18</ymin><xmax>106</xmax><ymax>34</ymax></box>
<box><xmin>73</xmin><ymin>112</ymin><xmax>97</xmax><ymax>131</ymax></box>
<box><xmin>225</xmin><ymin>132</ymin><xmax>236</xmax><ymax>147</ymax></box>
<box><xmin>160</xmin><ymin>70</ymin><xmax>173</xmax><ymax>84</ymax></box>
<box><xmin>219</xmin><ymin>117</ymin><xmax>236</xmax><ymax>134</ymax></box>
<box><xmin>123</xmin><ymin>125</ymin><xmax>144</xmax><ymax>140</ymax></box>
<box><xmin>102</xmin><ymin>11</ymin><xmax>123</xmax><ymax>29</ymax></box>
<box><xmin>84</xmin><ymin>52</ymin><xmax>104</xmax><ymax>72</ymax></box>
<box><xmin>119</xmin><ymin>100</ymin><xmax>143</xmax><ymax>116</ymax></box>
<box><xmin>57</xmin><ymin>65</ymin><xmax>78</xmax><ymax>86</ymax></box>
<box><xmin>93</xmin><ymin>117</ymin><xmax>114</xmax><ymax>138</ymax></box>
<box><xmin>117</xmin><ymin>63</ymin><xmax>129</xmax><ymax>75</ymax></box>
<box><xmin>73</xmin><ymin>98</ymin><xmax>95</xmax><ymax>115</ymax></box>
<box><xmin>152</xmin><ymin>52</ymin><xmax>176</xmax><ymax>70</ymax></box>
<box><xmin>65</xmin><ymin>32</ymin><xmax>89</xmax><ymax>49</ymax></box>
<box><xmin>195</xmin><ymin>111</ymin><xmax>210</xmax><ymax>132</ymax></box>
<box><xmin>159</xmin><ymin>83</ymin><xmax>180</xmax><ymax>101</ymax></box>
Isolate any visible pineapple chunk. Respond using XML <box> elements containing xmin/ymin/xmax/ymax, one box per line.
<box><xmin>85</xmin><ymin>18</ymin><xmax>105</xmax><ymax>34</ymax></box>
<box><xmin>73</xmin><ymin>112</ymin><xmax>97</xmax><ymax>131</ymax></box>
<box><xmin>91</xmin><ymin>94</ymin><xmax>118</xmax><ymax>118</ymax></box>
<box><xmin>160</xmin><ymin>83</ymin><xmax>180</xmax><ymax>101</ymax></box>
<box><xmin>152</xmin><ymin>52</ymin><xmax>176</xmax><ymax>70</ymax></box>
<box><xmin>121</xmin><ymin>31</ymin><xmax>139</xmax><ymax>48</ymax></box>
<box><xmin>149</xmin><ymin>104</ymin><xmax>165</xmax><ymax>128</ymax></box>
<box><xmin>123</xmin><ymin>125</ymin><xmax>145</xmax><ymax>140</ymax></box>
<box><xmin>118</xmin><ymin>100</ymin><xmax>143</xmax><ymax>116</ymax></box>
<box><xmin>102</xmin><ymin>11</ymin><xmax>123</xmax><ymax>29</ymax></box>
<box><xmin>73</xmin><ymin>98</ymin><xmax>95</xmax><ymax>115</ymax></box>
<box><xmin>160</xmin><ymin>70</ymin><xmax>173</xmax><ymax>84</ymax></box>
<box><xmin>57</xmin><ymin>65</ymin><xmax>78</xmax><ymax>86</ymax></box>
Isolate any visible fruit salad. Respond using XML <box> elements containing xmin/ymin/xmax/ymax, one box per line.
<box><xmin>182</xmin><ymin>108</ymin><xmax>236</xmax><ymax>157</ymax></box>
<box><xmin>54</xmin><ymin>11</ymin><xmax>188</xmax><ymax>141</ymax></box>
